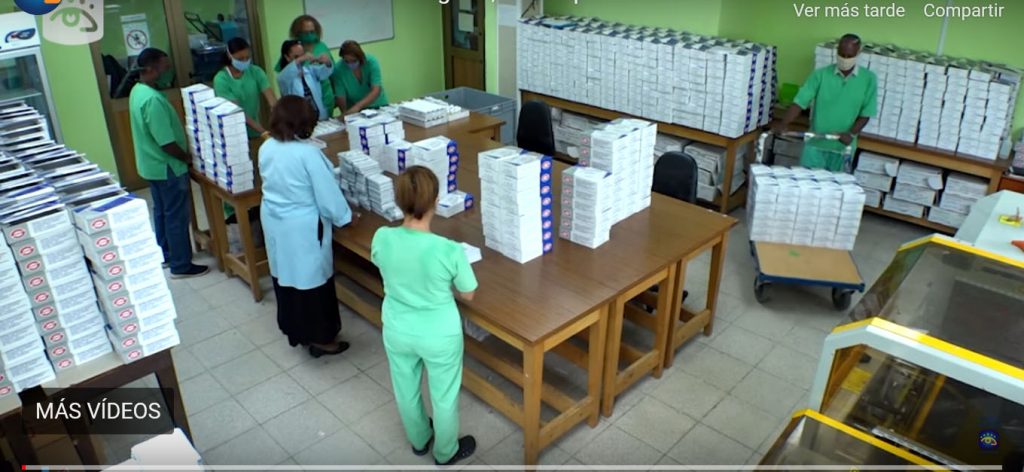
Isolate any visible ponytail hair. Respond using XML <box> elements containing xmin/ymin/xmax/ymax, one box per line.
<box><xmin>395</xmin><ymin>166</ymin><xmax>438</xmax><ymax>220</ymax></box>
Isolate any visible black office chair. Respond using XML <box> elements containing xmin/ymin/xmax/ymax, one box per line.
<box><xmin>516</xmin><ymin>100</ymin><xmax>555</xmax><ymax>156</ymax></box>
<box><xmin>652</xmin><ymin>151</ymin><xmax>699</xmax><ymax>204</ymax></box>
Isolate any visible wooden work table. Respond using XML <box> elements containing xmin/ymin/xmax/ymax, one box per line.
<box><xmin>189</xmin><ymin>112</ymin><xmax>504</xmax><ymax>301</ymax></box>
<box><xmin>332</xmin><ymin>133</ymin><xmax>736</xmax><ymax>463</ymax></box>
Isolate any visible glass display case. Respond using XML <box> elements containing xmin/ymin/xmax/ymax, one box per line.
<box><xmin>806</xmin><ymin>235</ymin><xmax>1024</xmax><ymax>468</ymax></box>
<box><xmin>0</xmin><ymin>12</ymin><xmax>60</xmax><ymax>141</ymax></box>
<box><xmin>761</xmin><ymin>409</ymin><xmax>936</xmax><ymax>467</ymax></box>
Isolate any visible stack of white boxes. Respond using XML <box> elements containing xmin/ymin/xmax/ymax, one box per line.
<box><xmin>207</xmin><ymin>101</ymin><xmax>254</xmax><ymax>193</ymax></box>
<box><xmin>853</xmin><ymin>151</ymin><xmax>900</xmax><ymax>208</ymax></box>
<box><xmin>478</xmin><ymin>147</ymin><xmax>555</xmax><ymax>264</ymax></box>
<box><xmin>364</xmin><ymin>174</ymin><xmax>399</xmax><ymax>221</ymax></box>
<box><xmin>559</xmin><ymin>166</ymin><xmax>614</xmax><ymax>248</ymax></box>
<box><xmin>346</xmin><ymin>112</ymin><xmax>406</xmax><ymax>163</ymax></box>
<box><xmin>181</xmin><ymin>84</ymin><xmax>216</xmax><ymax>171</ymax></box>
<box><xmin>518</xmin><ymin>17</ymin><xmax>777</xmax><ymax>139</ymax></box>
<box><xmin>684</xmin><ymin>143</ymin><xmax>747</xmax><ymax>203</ymax></box>
<box><xmin>884</xmin><ymin>162</ymin><xmax>943</xmax><ymax>219</ymax></box>
<box><xmin>411</xmin><ymin>136</ymin><xmax>460</xmax><ymax>198</ymax></box>
<box><xmin>0</xmin><ymin>224</ymin><xmax>56</xmax><ymax>394</ymax></box>
<box><xmin>931</xmin><ymin>173</ymin><xmax>988</xmax><ymax>228</ymax></box>
<box><xmin>338</xmin><ymin>150</ymin><xmax>383</xmax><ymax>212</ymax></box>
<box><xmin>397</xmin><ymin>99</ymin><xmax>449</xmax><ymax>129</ymax></box>
<box><xmin>75</xmin><ymin>195</ymin><xmax>179</xmax><ymax>364</ymax></box>
<box><xmin>816</xmin><ymin>41</ymin><xmax>1021</xmax><ymax>160</ymax></box>
<box><xmin>747</xmin><ymin>164</ymin><xmax>865</xmax><ymax>250</ymax></box>
<box><xmin>577</xmin><ymin>118</ymin><xmax>656</xmax><ymax>222</ymax></box>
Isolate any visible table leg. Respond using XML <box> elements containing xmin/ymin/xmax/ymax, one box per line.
<box><xmin>720</xmin><ymin>142</ymin><xmax>737</xmax><ymax>213</ymax></box>
<box><xmin>664</xmin><ymin>258</ymin><xmax>688</xmax><ymax>369</ymax></box>
<box><xmin>600</xmin><ymin>301</ymin><xmax>625</xmax><ymax>418</ymax></box>
<box><xmin>154</xmin><ymin>351</ymin><xmax>192</xmax><ymax>439</ymax></box>
<box><xmin>522</xmin><ymin>344</ymin><xmax>544</xmax><ymax>465</ymax></box>
<box><xmin>1</xmin><ymin>412</ymin><xmax>35</xmax><ymax>465</ymax></box>
<box><xmin>236</xmin><ymin>204</ymin><xmax>263</xmax><ymax>302</ymax></box>
<box><xmin>587</xmin><ymin>305</ymin><xmax>608</xmax><ymax>427</ymax></box>
<box><xmin>208</xmin><ymin>193</ymin><xmax>231</xmax><ymax>277</ymax></box>
<box><xmin>187</xmin><ymin>179</ymin><xmax>202</xmax><ymax>253</ymax></box>
<box><xmin>199</xmin><ymin>186</ymin><xmax>225</xmax><ymax>272</ymax></box>
<box><xmin>705</xmin><ymin>234</ymin><xmax>730</xmax><ymax>336</ymax></box>
<box><xmin>652</xmin><ymin>263</ymin><xmax>676</xmax><ymax>378</ymax></box>
<box><xmin>490</xmin><ymin>124</ymin><xmax>502</xmax><ymax>142</ymax></box>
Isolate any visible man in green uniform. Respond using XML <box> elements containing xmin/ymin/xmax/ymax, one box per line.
<box><xmin>778</xmin><ymin>34</ymin><xmax>878</xmax><ymax>171</ymax></box>
<box><xmin>129</xmin><ymin>48</ymin><xmax>208</xmax><ymax>278</ymax></box>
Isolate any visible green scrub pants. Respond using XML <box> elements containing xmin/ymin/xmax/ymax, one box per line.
<box><xmin>383</xmin><ymin>328</ymin><xmax>463</xmax><ymax>463</ymax></box>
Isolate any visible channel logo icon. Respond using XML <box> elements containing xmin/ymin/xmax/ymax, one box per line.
<box><xmin>14</xmin><ymin>0</ymin><xmax>60</xmax><ymax>16</ymax></box>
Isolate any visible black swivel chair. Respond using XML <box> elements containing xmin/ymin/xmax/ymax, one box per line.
<box><xmin>648</xmin><ymin>151</ymin><xmax>698</xmax><ymax>304</ymax></box>
<box><xmin>516</xmin><ymin>100</ymin><xmax>556</xmax><ymax>156</ymax></box>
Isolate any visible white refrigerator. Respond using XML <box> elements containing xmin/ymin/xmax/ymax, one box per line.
<box><xmin>0</xmin><ymin>12</ymin><xmax>60</xmax><ymax>141</ymax></box>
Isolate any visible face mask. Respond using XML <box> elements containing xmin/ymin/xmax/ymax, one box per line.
<box><xmin>157</xmin><ymin>68</ymin><xmax>174</xmax><ymax>87</ymax></box>
<box><xmin>837</xmin><ymin>55</ymin><xmax>858</xmax><ymax>72</ymax></box>
<box><xmin>231</xmin><ymin>57</ymin><xmax>251</xmax><ymax>71</ymax></box>
<box><xmin>347</xmin><ymin>61</ymin><xmax>359</xmax><ymax>71</ymax></box>
<box><xmin>299</xmin><ymin>32</ymin><xmax>318</xmax><ymax>43</ymax></box>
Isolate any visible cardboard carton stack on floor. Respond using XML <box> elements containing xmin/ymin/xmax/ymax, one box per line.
<box><xmin>816</xmin><ymin>41</ymin><xmax>1021</xmax><ymax>160</ymax></box>
<box><xmin>748</xmin><ymin>164</ymin><xmax>865</xmax><ymax>250</ymax></box>
<box><xmin>478</xmin><ymin>147</ymin><xmax>555</xmax><ymax>263</ymax></box>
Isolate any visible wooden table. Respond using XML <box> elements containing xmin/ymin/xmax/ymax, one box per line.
<box><xmin>521</xmin><ymin>90</ymin><xmax>762</xmax><ymax>214</ymax></box>
<box><xmin>1</xmin><ymin>350</ymin><xmax>188</xmax><ymax>466</ymax></box>
<box><xmin>332</xmin><ymin>133</ymin><xmax>736</xmax><ymax>463</ymax></box>
<box><xmin>189</xmin><ymin>112</ymin><xmax>504</xmax><ymax>301</ymax></box>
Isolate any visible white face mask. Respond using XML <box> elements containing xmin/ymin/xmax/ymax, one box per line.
<box><xmin>837</xmin><ymin>55</ymin><xmax>858</xmax><ymax>72</ymax></box>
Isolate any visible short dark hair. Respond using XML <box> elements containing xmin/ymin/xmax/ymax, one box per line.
<box><xmin>223</xmin><ymin>37</ymin><xmax>250</xmax><ymax>67</ymax></box>
<box><xmin>840</xmin><ymin>33</ymin><xmax>861</xmax><ymax>46</ymax></box>
<box><xmin>290</xmin><ymin>15</ymin><xmax>323</xmax><ymax>40</ymax></box>
<box><xmin>277</xmin><ymin>39</ymin><xmax>302</xmax><ymax>71</ymax></box>
<box><xmin>340</xmin><ymin>40</ymin><xmax>366</xmax><ymax>65</ymax></box>
<box><xmin>269</xmin><ymin>95</ymin><xmax>318</xmax><ymax>142</ymax></box>
<box><xmin>395</xmin><ymin>166</ymin><xmax>439</xmax><ymax>220</ymax></box>
<box><xmin>137</xmin><ymin>48</ymin><xmax>168</xmax><ymax>70</ymax></box>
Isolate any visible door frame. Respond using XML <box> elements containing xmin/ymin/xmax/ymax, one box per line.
<box><xmin>89</xmin><ymin>0</ymin><xmax>265</xmax><ymax>190</ymax></box>
<box><xmin>442</xmin><ymin>0</ymin><xmax>485</xmax><ymax>89</ymax></box>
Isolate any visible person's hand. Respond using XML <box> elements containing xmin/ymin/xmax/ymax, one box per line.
<box><xmin>838</xmin><ymin>132</ymin><xmax>854</xmax><ymax>145</ymax></box>
<box><xmin>296</xmin><ymin>54</ymin><xmax>314</xmax><ymax>64</ymax></box>
<box><xmin>316</xmin><ymin>54</ymin><xmax>330</xmax><ymax>65</ymax></box>
<box><xmin>347</xmin><ymin>105</ymin><xmax>363</xmax><ymax>114</ymax></box>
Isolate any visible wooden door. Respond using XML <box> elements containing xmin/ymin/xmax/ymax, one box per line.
<box><xmin>442</xmin><ymin>0</ymin><xmax>485</xmax><ymax>90</ymax></box>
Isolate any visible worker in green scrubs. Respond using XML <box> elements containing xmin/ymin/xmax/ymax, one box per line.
<box><xmin>371</xmin><ymin>166</ymin><xmax>477</xmax><ymax>467</ymax></box>
<box><xmin>778</xmin><ymin>33</ymin><xmax>878</xmax><ymax>171</ymax></box>
<box><xmin>333</xmin><ymin>40</ymin><xmax>389</xmax><ymax>114</ymax></box>
<box><xmin>280</xmin><ymin>15</ymin><xmax>335</xmax><ymax>117</ymax></box>
<box><xmin>213</xmin><ymin>37</ymin><xmax>276</xmax><ymax>223</ymax></box>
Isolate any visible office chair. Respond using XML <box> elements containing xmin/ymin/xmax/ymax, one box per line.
<box><xmin>516</xmin><ymin>100</ymin><xmax>556</xmax><ymax>156</ymax></box>
<box><xmin>645</xmin><ymin>151</ymin><xmax>698</xmax><ymax>307</ymax></box>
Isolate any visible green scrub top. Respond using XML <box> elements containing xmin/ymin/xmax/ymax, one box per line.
<box><xmin>332</xmin><ymin>53</ymin><xmax>389</xmax><ymax>111</ymax></box>
<box><xmin>213</xmin><ymin>65</ymin><xmax>271</xmax><ymax>138</ymax></box>
<box><xmin>793</xmin><ymin>64</ymin><xmax>878</xmax><ymax>171</ymax></box>
<box><xmin>371</xmin><ymin>226</ymin><xmax>478</xmax><ymax>337</ymax></box>
<box><xmin>128</xmin><ymin>83</ymin><xmax>187</xmax><ymax>181</ymax></box>
<box><xmin>275</xmin><ymin>40</ymin><xmax>335</xmax><ymax>117</ymax></box>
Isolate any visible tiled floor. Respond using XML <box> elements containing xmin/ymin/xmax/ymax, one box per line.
<box><xmin>120</xmin><ymin>191</ymin><xmax>929</xmax><ymax>467</ymax></box>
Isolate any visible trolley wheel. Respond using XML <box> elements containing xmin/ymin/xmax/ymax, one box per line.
<box><xmin>754</xmin><ymin>278</ymin><xmax>771</xmax><ymax>304</ymax></box>
<box><xmin>831</xmin><ymin>288</ymin><xmax>853</xmax><ymax>311</ymax></box>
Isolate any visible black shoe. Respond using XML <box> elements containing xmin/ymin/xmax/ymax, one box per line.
<box><xmin>170</xmin><ymin>264</ymin><xmax>209</xmax><ymax>279</ymax></box>
<box><xmin>412</xmin><ymin>418</ymin><xmax>434</xmax><ymax>456</ymax></box>
<box><xmin>309</xmin><ymin>342</ymin><xmax>350</xmax><ymax>358</ymax></box>
<box><xmin>435</xmin><ymin>435</ymin><xmax>475</xmax><ymax>466</ymax></box>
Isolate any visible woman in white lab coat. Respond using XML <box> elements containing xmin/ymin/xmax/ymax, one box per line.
<box><xmin>275</xmin><ymin>39</ymin><xmax>334</xmax><ymax>120</ymax></box>
<box><xmin>259</xmin><ymin>95</ymin><xmax>353</xmax><ymax>358</ymax></box>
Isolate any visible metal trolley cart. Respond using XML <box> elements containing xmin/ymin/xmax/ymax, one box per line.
<box><xmin>750</xmin><ymin>131</ymin><xmax>864</xmax><ymax>310</ymax></box>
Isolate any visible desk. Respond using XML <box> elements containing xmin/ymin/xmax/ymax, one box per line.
<box><xmin>955</xmin><ymin>190</ymin><xmax>1024</xmax><ymax>264</ymax></box>
<box><xmin>333</xmin><ymin>133</ymin><xmax>736</xmax><ymax>463</ymax></box>
<box><xmin>1</xmin><ymin>350</ymin><xmax>188</xmax><ymax>466</ymax></box>
<box><xmin>521</xmin><ymin>90</ymin><xmax>761</xmax><ymax>214</ymax></box>
<box><xmin>189</xmin><ymin>112</ymin><xmax>505</xmax><ymax>301</ymax></box>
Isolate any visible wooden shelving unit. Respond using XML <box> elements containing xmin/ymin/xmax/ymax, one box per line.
<box><xmin>522</xmin><ymin>90</ymin><xmax>762</xmax><ymax>214</ymax></box>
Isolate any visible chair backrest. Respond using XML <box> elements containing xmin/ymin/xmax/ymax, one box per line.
<box><xmin>516</xmin><ymin>100</ymin><xmax>555</xmax><ymax>156</ymax></box>
<box><xmin>652</xmin><ymin>151</ymin><xmax>699</xmax><ymax>204</ymax></box>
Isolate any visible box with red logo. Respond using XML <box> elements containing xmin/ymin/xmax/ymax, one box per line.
<box><xmin>6</xmin><ymin>353</ymin><xmax>55</xmax><ymax>392</ymax></box>
<box><xmin>19</xmin><ymin>256</ymin><xmax>90</xmax><ymax>296</ymax></box>
<box><xmin>15</xmin><ymin>241</ymin><xmax>81</xmax><ymax>277</ymax></box>
<box><xmin>2</xmin><ymin>204</ymin><xmax>72</xmax><ymax>245</ymax></box>
<box><xmin>40</xmin><ymin>315</ymin><xmax>106</xmax><ymax>349</ymax></box>
<box><xmin>97</xmin><ymin>278</ymin><xmax>169</xmax><ymax>316</ymax></box>
<box><xmin>104</xmin><ymin>292</ymin><xmax>176</xmax><ymax>337</ymax></box>
<box><xmin>75</xmin><ymin>222</ymin><xmax>154</xmax><ymax>257</ymax></box>
<box><xmin>90</xmin><ymin>244</ymin><xmax>163</xmax><ymax>281</ymax></box>
<box><xmin>109</xmin><ymin>325</ymin><xmax>179</xmax><ymax>364</ymax></box>
<box><xmin>9</xmin><ymin>226</ymin><xmax>77</xmax><ymax>262</ymax></box>
<box><xmin>26</xmin><ymin>267</ymin><xmax>94</xmax><ymax>309</ymax></box>
<box><xmin>73</xmin><ymin>195</ymin><xmax>149</xmax><ymax>235</ymax></box>
<box><xmin>30</xmin><ymin>289</ymin><xmax>97</xmax><ymax>322</ymax></box>
<box><xmin>46</xmin><ymin>327</ymin><xmax>112</xmax><ymax>372</ymax></box>
<box><xmin>81</xmin><ymin>235</ymin><xmax>159</xmax><ymax>268</ymax></box>
<box><xmin>36</xmin><ymin>302</ymin><xmax>103</xmax><ymax>337</ymax></box>
<box><xmin>0</xmin><ymin>369</ymin><xmax>14</xmax><ymax>398</ymax></box>
<box><xmin>92</xmin><ymin>267</ymin><xmax>166</xmax><ymax>301</ymax></box>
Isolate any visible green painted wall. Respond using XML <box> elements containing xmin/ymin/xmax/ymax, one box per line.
<box><xmin>544</xmin><ymin>0</ymin><xmax>723</xmax><ymax>36</ymax></box>
<box><xmin>256</xmin><ymin>0</ymin><xmax>444</xmax><ymax>103</ymax></box>
<box><xmin>0</xmin><ymin>0</ymin><xmax>118</xmax><ymax>176</ymax></box>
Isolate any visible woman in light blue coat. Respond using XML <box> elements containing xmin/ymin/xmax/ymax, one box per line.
<box><xmin>259</xmin><ymin>96</ymin><xmax>353</xmax><ymax>358</ymax></box>
<box><xmin>275</xmin><ymin>39</ymin><xmax>334</xmax><ymax>120</ymax></box>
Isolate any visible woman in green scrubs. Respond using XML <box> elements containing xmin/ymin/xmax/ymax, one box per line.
<box><xmin>283</xmin><ymin>15</ymin><xmax>335</xmax><ymax>117</ymax></box>
<box><xmin>333</xmin><ymin>40</ymin><xmax>389</xmax><ymax>114</ymax></box>
<box><xmin>371</xmin><ymin>167</ymin><xmax>476</xmax><ymax>466</ymax></box>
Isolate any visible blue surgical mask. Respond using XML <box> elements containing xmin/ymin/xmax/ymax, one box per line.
<box><xmin>231</xmin><ymin>57</ymin><xmax>251</xmax><ymax>72</ymax></box>
<box><xmin>347</xmin><ymin>61</ymin><xmax>359</xmax><ymax>71</ymax></box>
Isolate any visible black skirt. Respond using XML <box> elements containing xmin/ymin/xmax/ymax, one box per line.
<box><xmin>272</xmin><ymin>277</ymin><xmax>341</xmax><ymax>347</ymax></box>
